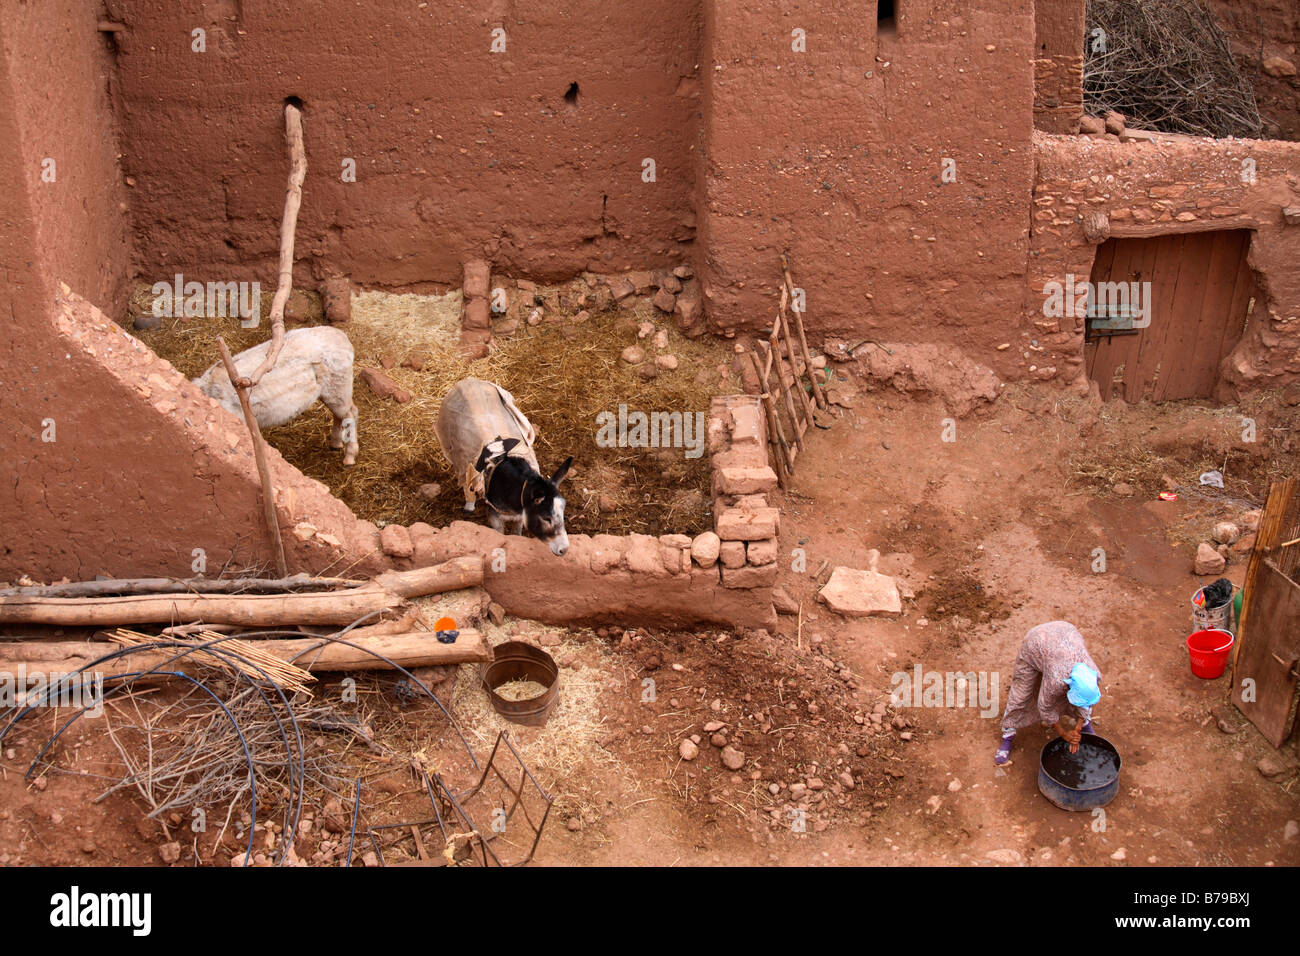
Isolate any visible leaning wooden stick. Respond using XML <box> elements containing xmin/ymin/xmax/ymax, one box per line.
<box><xmin>755</xmin><ymin>342</ymin><xmax>797</xmax><ymax>474</ymax></box>
<box><xmin>747</xmin><ymin>350</ymin><xmax>792</xmax><ymax>487</ymax></box>
<box><xmin>768</xmin><ymin>299</ymin><xmax>805</xmax><ymax>453</ymax></box>
<box><xmin>218</xmin><ymin>336</ymin><xmax>288</xmax><ymax>577</ymax></box>
<box><xmin>239</xmin><ymin>102</ymin><xmax>307</xmax><ymax>389</ymax></box>
<box><xmin>777</xmin><ymin>286</ymin><xmax>815</xmax><ymax>428</ymax></box>
<box><xmin>781</xmin><ymin>254</ymin><xmax>828</xmax><ymax>410</ymax></box>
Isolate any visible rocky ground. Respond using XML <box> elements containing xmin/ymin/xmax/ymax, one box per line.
<box><xmin>2</xmin><ymin>359</ymin><xmax>1298</xmax><ymax>867</ymax></box>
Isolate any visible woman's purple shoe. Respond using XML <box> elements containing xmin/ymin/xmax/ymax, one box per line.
<box><xmin>994</xmin><ymin>733</ymin><xmax>1015</xmax><ymax>766</ymax></box>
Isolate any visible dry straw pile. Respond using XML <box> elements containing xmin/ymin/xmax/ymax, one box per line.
<box><xmin>126</xmin><ymin>285</ymin><xmax>724</xmax><ymax>536</ymax></box>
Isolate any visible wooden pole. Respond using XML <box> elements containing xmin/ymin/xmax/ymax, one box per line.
<box><xmin>766</xmin><ymin>308</ymin><xmax>804</xmax><ymax>454</ymax></box>
<box><xmin>777</xmin><ymin>285</ymin><xmax>815</xmax><ymax>428</ymax></box>
<box><xmin>218</xmin><ymin>336</ymin><xmax>288</xmax><ymax>577</ymax></box>
<box><xmin>755</xmin><ymin>342</ymin><xmax>797</xmax><ymax>474</ymax></box>
<box><xmin>746</xmin><ymin>350</ymin><xmax>791</xmax><ymax>488</ymax></box>
<box><xmin>0</xmin><ymin>557</ymin><xmax>485</xmax><ymax>628</ymax></box>
<box><xmin>0</xmin><ymin>630</ymin><xmax>492</xmax><ymax>682</ymax></box>
<box><xmin>781</xmin><ymin>254</ymin><xmax>828</xmax><ymax>410</ymax></box>
<box><xmin>239</xmin><ymin>102</ymin><xmax>307</xmax><ymax>389</ymax></box>
<box><xmin>0</xmin><ymin>573</ymin><xmax>362</xmax><ymax>599</ymax></box>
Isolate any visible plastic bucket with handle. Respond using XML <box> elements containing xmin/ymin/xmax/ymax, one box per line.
<box><xmin>1186</xmin><ymin>628</ymin><xmax>1235</xmax><ymax>679</ymax></box>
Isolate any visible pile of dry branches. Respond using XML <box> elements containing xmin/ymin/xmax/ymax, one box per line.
<box><xmin>1084</xmin><ymin>0</ymin><xmax>1262</xmax><ymax>138</ymax></box>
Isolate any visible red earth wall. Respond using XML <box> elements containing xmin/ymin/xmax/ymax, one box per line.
<box><xmin>694</xmin><ymin>0</ymin><xmax>1038</xmax><ymax>385</ymax></box>
<box><xmin>103</xmin><ymin>0</ymin><xmax>702</xmax><ymax>287</ymax></box>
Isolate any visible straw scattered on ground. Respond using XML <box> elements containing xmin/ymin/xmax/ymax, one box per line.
<box><xmin>124</xmin><ymin>283</ymin><xmax>726</xmax><ymax>536</ymax></box>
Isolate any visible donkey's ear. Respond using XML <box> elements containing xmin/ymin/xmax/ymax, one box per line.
<box><xmin>550</xmin><ymin>456</ymin><xmax>573</xmax><ymax>486</ymax></box>
<box><xmin>476</xmin><ymin>437</ymin><xmax>521</xmax><ymax>471</ymax></box>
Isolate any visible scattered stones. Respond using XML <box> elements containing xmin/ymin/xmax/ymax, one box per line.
<box><xmin>655</xmin><ymin>354</ymin><xmax>678</xmax><ymax>371</ymax></box>
<box><xmin>772</xmin><ymin>585</ymin><xmax>800</xmax><ymax>615</ymax></box>
<box><xmin>652</xmin><ymin>288</ymin><xmax>677</xmax><ymax>313</ymax></box>
<box><xmin>609</xmin><ymin>276</ymin><xmax>635</xmax><ymax>301</ymax></box>
<box><xmin>1113</xmin><ymin>482</ymin><xmax>1135</xmax><ymax>497</ymax></box>
<box><xmin>1284</xmin><ymin>820</ymin><xmax>1299</xmax><ymax>843</ymax></box>
<box><xmin>679</xmin><ymin>739</ymin><xmax>699</xmax><ymax>761</ymax></box>
<box><xmin>1263</xmin><ymin>56</ymin><xmax>1297</xmax><ymax>77</ymax></box>
<box><xmin>487</xmin><ymin>601</ymin><xmax>506</xmax><ymax>626</ymax></box>
<box><xmin>1212</xmin><ymin>521</ymin><xmax>1241</xmax><ymax>545</ymax></box>
<box><xmin>1258</xmin><ymin>752</ymin><xmax>1299</xmax><ymax>780</ymax></box>
<box><xmin>720</xmin><ymin>745</ymin><xmax>745</xmax><ymax>771</ymax></box>
<box><xmin>818</xmin><ymin>566</ymin><xmax>901</xmax><ymax>617</ymax></box>
<box><xmin>401</xmin><ymin>352</ymin><xmax>430</xmax><ymax>371</ymax></box>
<box><xmin>947</xmin><ymin>778</ymin><xmax>962</xmax><ymax>792</ymax></box>
<box><xmin>359</xmin><ymin>367</ymin><xmax>411</xmax><ymax>403</ymax></box>
<box><xmin>1194</xmin><ymin>542</ymin><xmax>1226</xmax><ymax>576</ymax></box>
<box><xmin>158</xmin><ymin>841</ymin><xmax>182</xmax><ymax>864</ymax></box>
<box><xmin>620</xmin><ymin>345</ymin><xmax>646</xmax><ymax>365</ymax></box>
<box><xmin>417</xmin><ymin>482</ymin><xmax>441</xmax><ymax>502</ymax></box>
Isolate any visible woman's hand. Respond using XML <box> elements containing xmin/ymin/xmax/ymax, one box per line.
<box><xmin>1054</xmin><ymin>720</ymin><xmax>1082</xmax><ymax>753</ymax></box>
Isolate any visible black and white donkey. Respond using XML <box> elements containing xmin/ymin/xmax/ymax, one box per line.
<box><xmin>435</xmin><ymin>377</ymin><xmax>573</xmax><ymax>557</ymax></box>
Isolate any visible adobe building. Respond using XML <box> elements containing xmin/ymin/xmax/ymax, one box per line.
<box><xmin>2</xmin><ymin>0</ymin><xmax>1297</xmax><ymax>586</ymax></box>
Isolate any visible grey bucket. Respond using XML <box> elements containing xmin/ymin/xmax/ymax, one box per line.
<box><xmin>1191</xmin><ymin>586</ymin><xmax>1234</xmax><ymax>634</ymax></box>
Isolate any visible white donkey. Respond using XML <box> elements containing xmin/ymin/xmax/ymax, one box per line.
<box><xmin>192</xmin><ymin>326</ymin><xmax>359</xmax><ymax>465</ymax></box>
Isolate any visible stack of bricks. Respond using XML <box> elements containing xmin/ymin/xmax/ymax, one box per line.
<box><xmin>708</xmin><ymin>394</ymin><xmax>780</xmax><ymax>589</ymax></box>
<box><xmin>460</xmin><ymin>259</ymin><xmax>492</xmax><ymax>360</ymax></box>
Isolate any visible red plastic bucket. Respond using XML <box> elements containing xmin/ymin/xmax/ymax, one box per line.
<box><xmin>1186</xmin><ymin>628</ymin><xmax>1234</xmax><ymax>679</ymax></box>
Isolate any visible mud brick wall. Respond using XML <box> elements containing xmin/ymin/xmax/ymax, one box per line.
<box><xmin>358</xmin><ymin>393</ymin><xmax>781</xmax><ymax>628</ymax></box>
<box><xmin>695</xmin><ymin>0</ymin><xmax>1037</xmax><ymax>383</ymax></box>
<box><xmin>102</xmin><ymin>0</ymin><xmax>702</xmax><ymax>288</ymax></box>
<box><xmin>1026</xmin><ymin>132</ymin><xmax>1300</xmax><ymax>397</ymax></box>
<box><xmin>1033</xmin><ymin>0</ymin><xmax>1085</xmax><ymax>134</ymax></box>
<box><xmin>708</xmin><ymin>395</ymin><xmax>780</xmax><ymax>591</ymax></box>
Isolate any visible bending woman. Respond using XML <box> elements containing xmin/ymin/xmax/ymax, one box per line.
<box><xmin>995</xmin><ymin>621</ymin><xmax>1102</xmax><ymax>766</ymax></box>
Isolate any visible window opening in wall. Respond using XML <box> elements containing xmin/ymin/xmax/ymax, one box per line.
<box><xmin>877</xmin><ymin>0</ymin><xmax>896</xmax><ymax>35</ymax></box>
<box><xmin>564</xmin><ymin>82</ymin><xmax>579</xmax><ymax>107</ymax></box>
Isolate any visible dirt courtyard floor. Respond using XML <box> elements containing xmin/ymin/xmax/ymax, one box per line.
<box><xmin>2</xmin><ymin>372</ymin><xmax>1298</xmax><ymax>867</ymax></box>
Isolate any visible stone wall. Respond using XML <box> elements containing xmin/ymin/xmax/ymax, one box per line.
<box><xmin>362</xmin><ymin>392</ymin><xmax>780</xmax><ymax>628</ymax></box>
<box><xmin>1033</xmin><ymin>0</ymin><xmax>1085</xmax><ymax>134</ymax></box>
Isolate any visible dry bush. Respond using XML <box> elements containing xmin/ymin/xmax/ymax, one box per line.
<box><xmin>1084</xmin><ymin>0</ymin><xmax>1262</xmax><ymax>138</ymax></box>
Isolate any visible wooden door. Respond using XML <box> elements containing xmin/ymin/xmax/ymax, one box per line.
<box><xmin>1084</xmin><ymin>231</ymin><xmax>1256</xmax><ymax>403</ymax></box>
<box><xmin>1232</xmin><ymin>478</ymin><xmax>1300</xmax><ymax>747</ymax></box>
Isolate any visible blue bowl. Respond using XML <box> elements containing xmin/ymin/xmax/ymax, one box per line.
<box><xmin>1037</xmin><ymin>733</ymin><xmax>1121</xmax><ymax>811</ymax></box>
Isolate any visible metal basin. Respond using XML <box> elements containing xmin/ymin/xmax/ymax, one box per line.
<box><xmin>482</xmin><ymin>641</ymin><xmax>559</xmax><ymax>727</ymax></box>
<box><xmin>1037</xmin><ymin>733</ymin><xmax>1121</xmax><ymax>811</ymax></box>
